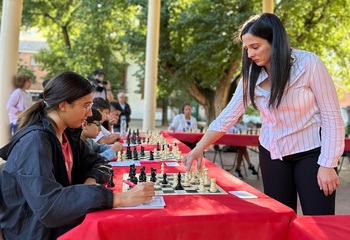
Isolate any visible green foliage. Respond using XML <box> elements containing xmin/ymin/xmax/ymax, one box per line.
<box><xmin>19</xmin><ymin>0</ymin><xmax>138</xmax><ymax>96</ymax></box>
<box><xmin>17</xmin><ymin>62</ymin><xmax>36</xmax><ymax>83</ymax></box>
<box><xmin>2</xmin><ymin>0</ymin><xmax>350</xmax><ymax>123</ymax></box>
<box><xmin>276</xmin><ymin>0</ymin><xmax>350</xmax><ymax>94</ymax></box>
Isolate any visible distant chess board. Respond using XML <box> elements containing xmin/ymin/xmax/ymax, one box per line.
<box><xmin>122</xmin><ymin>173</ymin><xmax>227</xmax><ymax>195</ymax></box>
<box><xmin>123</xmin><ymin>151</ymin><xmax>181</xmax><ymax>161</ymax></box>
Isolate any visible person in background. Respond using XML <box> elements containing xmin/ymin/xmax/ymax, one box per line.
<box><xmin>182</xmin><ymin>13</ymin><xmax>344</xmax><ymax>215</ymax></box>
<box><xmin>168</xmin><ymin>103</ymin><xmax>198</xmax><ymax>132</ymax></box>
<box><xmin>228</xmin><ymin>115</ymin><xmax>258</xmax><ymax>179</ymax></box>
<box><xmin>102</xmin><ymin>101</ymin><xmax>123</xmax><ymax>132</ymax></box>
<box><xmin>0</xmin><ymin>71</ymin><xmax>154</xmax><ymax>239</ymax></box>
<box><xmin>92</xmin><ymin>97</ymin><xmax>120</xmax><ymax>144</ymax></box>
<box><xmin>81</xmin><ymin>108</ymin><xmax>123</xmax><ymax>161</ymax></box>
<box><xmin>114</xmin><ymin>92</ymin><xmax>132</xmax><ymax>132</ymax></box>
<box><xmin>91</xmin><ymin>69</ymin><xmax>114</xmax><ymax>101</ymax></box>
<box><xmin>6</xmin><ymin>74</ymin><xmax>33</xmax><ymax>134</ymax></box>
<box><xmin>169</xmin><ymin>103</ymin><xmax>198</xmax><ymax>149</ymax></box>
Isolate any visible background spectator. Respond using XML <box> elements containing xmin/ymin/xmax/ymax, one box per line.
<box><xmin>81</xmin><ymin>108</ymin><xmax>122</xmax><ymax>161</ymax></box>
<box><xmin>6</xmin><ymin>74</ymin><xmax>33</xmax><ymax>134</ymax></box>
<box><xmin>168</xmin><ymin>103</ymin><xmax>198</xmax><ymax>132</ymax></box>
<box><xmin>114</xmin><ymin>92</ymin><xmax>131</xmax><ymax>132</ymax></box>
<box><xmin>91</xmin><ymin>69</ymin><xmax>114</xmax><ymax>101</ymax></box>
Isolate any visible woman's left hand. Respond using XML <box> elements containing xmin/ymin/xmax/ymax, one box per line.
<box><xmin>317</xmin><ymin>166</ymin><xmax>339</xmax><ymax>196</ymax></box>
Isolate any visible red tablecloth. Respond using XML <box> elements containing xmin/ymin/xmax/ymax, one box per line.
<box><xmin>163</xmin><ymin>131</ymin><xmax>259</xmax><ymax>147</ymax></box>
<box><xmin>345</xmin><ymin>138</ymin><xmax>350</xmax><ymax>151</ymax></box>
<box><xmin>59</xmin><ymin>158</ymin><xmax>295</xmax><ymax>240</ymax></box>
<box><xmin>288</xmin><ymin>215</ymin><xmax>350</xmax><ymax>240</ymax></box>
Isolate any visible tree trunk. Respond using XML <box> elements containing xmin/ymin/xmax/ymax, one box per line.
<box><xmin>188</xmin><ymin>61</ymin><xmax>240</xmax><ymax>125</ymax></box>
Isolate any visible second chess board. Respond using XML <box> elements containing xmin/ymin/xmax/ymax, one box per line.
<box><xmin>122</xmin><ymin>173</ymin><xmax>227</xmax><ymax>195</ymax></box>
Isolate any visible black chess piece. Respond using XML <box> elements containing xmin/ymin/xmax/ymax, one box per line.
<box><xmin>161</xmin><ymin>173</ymin><xmax>168</xmax><ymax>185</ymax></box>
<box><xmin>133</xmin><ymin>146</ymin><xmax>139</xmax><ymax>160</ymax></box>
<box><xmin>175</xmin><ymin>172</ymin><xmax>184</xmax><ymax>190</ymax></box>
<box><xmin>128</xmin><ymin>164</ymin><xmax>137</xmax><ymax>181</ymax></box>
<box><xmin>107</xmin><ymin>168</ymin><xmax>115</xmax><ymax>187</ymax></box>
<box><xmin>126</xmin><ymin>146</ymin><xmax>132</xmax><ymax>159</ymax></box>
<box><xmin>140</xmin><ymin>146</ymin><xmax>145</xmax><ymax>157</ymax></box>
<box><xmin>150</xmin><ymin>167</ymin><xmax>157</xmax><ymax>182</ymax></box>
<box><xmin>139</xmin><ymin>166</ymin><xmax>147</xmax><ymax>182</ymax></box>
<box><xmin>149</xmin><ymin>151</ymin><xmax>154</xmax><ymax>160</ymax></box>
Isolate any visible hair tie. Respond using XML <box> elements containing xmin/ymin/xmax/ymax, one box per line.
<box><xmin>43</xmin><ymin>100</ymin><xmax>49</xmax><ymax>107</ymax></box>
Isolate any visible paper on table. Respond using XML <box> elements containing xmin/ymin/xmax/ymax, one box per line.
<box><xmin>109</xmin><ymin>160</ymin><xmax>141</xmax><ymax>167</ymax></box>
<box><xmin>165</xmin><ymin>162</ymin><xmax>180</xmax><ymax>166</ymax></box>
<box><xmin>229</xmin><ymin>191</ymin><xmax>258</xmax><ymax>199</ymax></box>
<box><xmin>114</xmin><ymin>196</ymin><xmax>166</xmax><ymax>209</ymax></box>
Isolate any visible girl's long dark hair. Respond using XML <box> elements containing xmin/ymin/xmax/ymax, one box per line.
<box><xmin>18</xmin><ymin>71</ymin><xmax>94</xmax><ymax>130</ymax></box>
<box><xmin>238</xmin><ymin>13</ymin><xmax>292</xmax><ymax>109</ymax></box>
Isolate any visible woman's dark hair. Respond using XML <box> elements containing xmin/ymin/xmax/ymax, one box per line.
<box><xmin>86</xmin><ymin>108</ymin><xmax>102</xmax><ymax>123</ymax></box>
<box><xmin>237</xmin><ymin>13</ymin><xmax>292</xmax><ymax>109</ymax></box>
<box><xmin>181</xmin><ymin>103</ymin><xmax>192</xmax><ymax>114</ymax></box>
<box><xmin>18</xmin><ymin>71</ymin><xmax>94</xmax><ymax>129</ymax></box>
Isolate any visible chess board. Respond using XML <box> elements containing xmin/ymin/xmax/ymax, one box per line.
<box><xmin>122</xmin><ymin>173</ymin><xmax>227</xmax><ymax>195</ymax></box>
<box><xmin>124</xmin><ymin>151</ymin><xmax>181</xmax><ymax>161</ymax></box>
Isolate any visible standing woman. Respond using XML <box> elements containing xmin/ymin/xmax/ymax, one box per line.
<box><xmin>182</xmin><ymin>13</ymin><xmax>344</xmax><ymax>215</ymax></box>
<box><xmin>6</xmin><ymin>74</ymin><xmax>33</xmax><ymax>134</ymax></box>
<box><xmin>0</xmin><ymin>71</ymin><xmax>154</xmax><ymax>239</ymax></box>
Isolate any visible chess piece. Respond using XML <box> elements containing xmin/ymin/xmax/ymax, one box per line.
<box><xmin>175</xmin><ymin>172</ymin><xmax>184</xmax><ymax>190</ymax></box>
<box><xmin>140</xmin><ymin>146</ymin><xmax>145</xmax><ymax>157</ymax></box>
<box><xmin>161</xmin><ymin>163</ymin><xmax>164</xmax><ymax>174</ymax></box>
<box><xmin>204</xmin><ymin>169</ymin><xmax>210</xmax><ymax>185</ymax></box>
<box><xmin>150</xmin><ymin>168</ymin><xmax>157</xmax><ymax>182</ymax></box>
<box><xmin>161</xmin><ymin>173</ymin><xmax>168</xmax><ymax>184</ymax></box>
<box><xmin>209</xmin><ymin>178</ymin><xmax>217</xmax><ymax>193</ymax></box>
<box><xmin>117</xmin><ymin>151</ymin><xmax>122</xmax><ymax>162</ymax></box>
<box><xmin>149</xmin><ymin>151</ymin><xmax>154</xmax><ymax>160</ymax></box>
<box><xmin>107</xmin><ymin>168</ymin><xmax>115</xmax><ymax>188</ymax></box>
<box><xmin>139</xmin><ymin>166</ymin><xmax>147</xmax><ymax>182</ymax></box>
<box><xmin>183</xmin><ymin>172</ymin><xmax>190</xmax><ymax>187</ymax></box>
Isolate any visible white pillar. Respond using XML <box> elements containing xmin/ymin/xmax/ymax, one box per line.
<box><xmin>142</xmin><ymin>0</ymin><xmax>161</xmax><ymax>131</ymax></box>
<box><xmin>0</xmin><ymin>0</ymin><xmax>23</xmax><ymax>147</ymax></box>
<box><xmin>263</xmin><ymin>0</ymin><xmax>274</xmax><ymax>13</ymax></box>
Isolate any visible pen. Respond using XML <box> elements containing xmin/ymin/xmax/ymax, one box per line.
<box><xmin>123</xmin><ymin>180</ymin><xmax>136</xmax><ymax>187</ymax></box>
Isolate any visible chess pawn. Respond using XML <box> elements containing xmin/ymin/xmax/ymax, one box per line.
<box><xmin>204</xmin><ymin>170</ymin><xmax>211</xmax><ymax>185</ymax></box>
<box><xmin>190</xmin><ymin>173</ymin><xmax>197</xmax><ymax>184</ymax></box>
<box><xmin>198</xmin><ymin>182</ymin><xmax>206</xmax><ymax>193</ymax></box>
<box><xmin>177</xmin><ymin>151</ymin><xmax>182</xmax><ymax>160</ymax></box>
<box><xmin>183</xmin><ymin>172</ymin><xmax>190</xmax><ymax>187</ymax></box>
<box><xmin>161</xmin><ymin>163</ymin><xmax>164</xmax><ymax>174</ymax></box>
<box><xmin>209</xmin><ymin>178</ymin><xmax>217</xmax><ymax>193</ymax></box>
<box><xmin>117</xmin><ymin>151</ymin><xmax>122</xmax><ymax>162</ymax></box>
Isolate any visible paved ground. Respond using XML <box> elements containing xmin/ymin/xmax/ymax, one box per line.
<box><xmin>204</xmin><ymin>146</ymin><xmax>350</xmax><ymax>215</ymax></box>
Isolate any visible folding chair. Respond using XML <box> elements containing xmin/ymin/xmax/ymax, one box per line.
<box><xmin>339</xmin><ymin>151</ymin><xmax>350</xmax><ymax>172</ymax></box>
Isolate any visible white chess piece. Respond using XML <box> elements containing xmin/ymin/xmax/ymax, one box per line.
<box><xmin>161</xmin><ymin>163</ymin><xmax>164</xmax><ymax>174</ymax></box>
<box><xmin>183</xmin><ymin>172</ymin><xmax>190</xmax><ymax>187</ymax></box>
<box><xmin>117</xmin><ymin>151</ymin><xmax>122</xmax><ymax>162</ymax></box>
<box><xmin>209</xmin><ymin>178</ymin><xmax>217</xmax><ymax>193</ymax></box>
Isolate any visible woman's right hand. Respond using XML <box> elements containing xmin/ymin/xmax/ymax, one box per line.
<box><xmin>182</xmin><ymin>146</ymin><xmax>204</xmax><ymax>172</ymax></box>
<box><xmin>113</xmin><ymin>182</ymin><xmax>155</xmax><ymax>208</ymax></box>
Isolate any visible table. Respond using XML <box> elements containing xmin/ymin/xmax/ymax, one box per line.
<box><xmin>287</xmin><ymin>215</ymin><xmax>350</xmax><ymax>240</ymax></box>
<box><xmin>163</xmin><ymin>131</ymin><xmax>259</xmax><ymax>147</ymax></box>
<box><xmin>59</xmin><ymin>134</ymin><xmax>296</xmax><ymax>240</ymax></box>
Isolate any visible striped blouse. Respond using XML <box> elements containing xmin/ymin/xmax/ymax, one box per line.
<box><xmin>208</xmin><ymin>49</ymin><xmax>344</xmax><ymax>168</ymax></box>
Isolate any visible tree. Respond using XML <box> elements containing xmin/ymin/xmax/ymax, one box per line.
<box><xmin>18</xmin><ymin>0</ymin><xmax>138</xmax><ymax>97</ymax></box>
<box><xmin>125</xmin><ymin>0</ymin><xmax>350</xmax><ymax>125</ymax></box>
